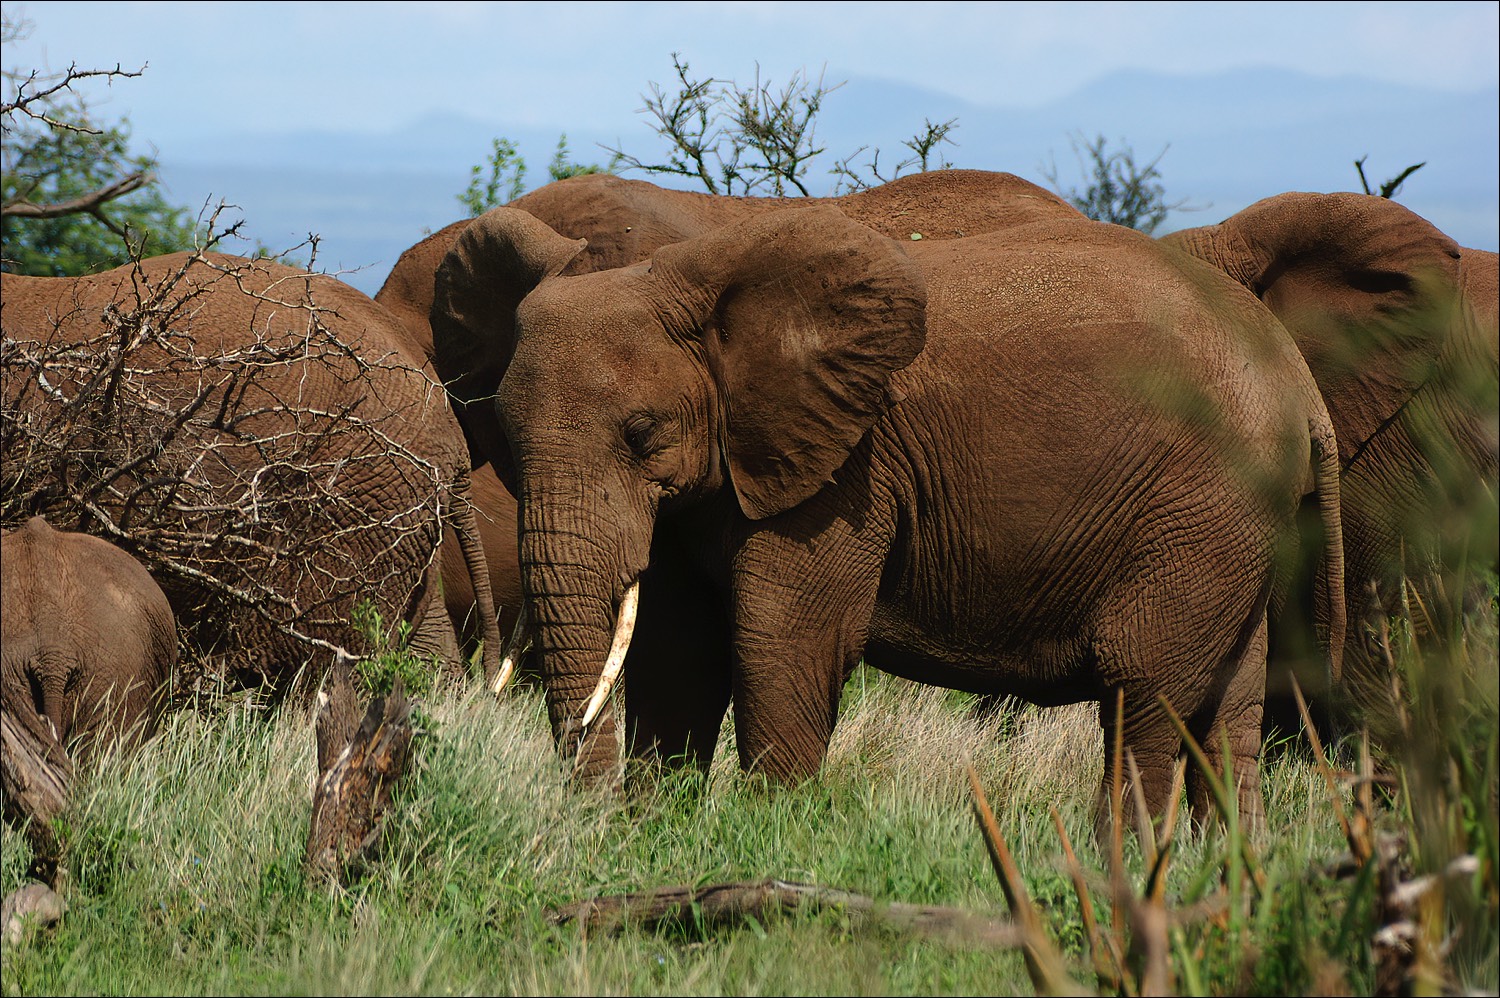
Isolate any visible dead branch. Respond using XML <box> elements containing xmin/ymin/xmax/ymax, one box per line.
<box><xmin>2</xmin><ymin>12</ymin><xmax>153</xmax><ymax>228</ymax></box>
<box><xmin>546</xmin><ymin>877</ymin><xmax>1024</xmax><ymax>947</ymax></box>
<box><xmin>2</xmin><ymin>62</ymin><xmax>146</xmax><ymax>131</ymax></box>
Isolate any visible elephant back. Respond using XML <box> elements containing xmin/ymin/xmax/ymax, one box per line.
<box><xmin>837</xmin><ymin>169</ymin><xmax>1083</xmax><ymax>239</ymax></box>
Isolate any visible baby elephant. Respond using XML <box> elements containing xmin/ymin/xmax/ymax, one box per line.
<box><xmin>2</xmin><ymin>517</ymin><xmax>175</xmax><ymax>756</ymax></box>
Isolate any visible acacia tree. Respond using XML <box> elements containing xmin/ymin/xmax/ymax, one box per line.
<box><xmin>604</xmin><ymin>53</ymin><xmax>958</xmax><ymax>197</ymax></box>
<box><xmin>1042</xmin><ymin>132</ymin><xmax>1192</xmax><ymax>234</ymax></box>
<box><xmin>1</xmin><ymin>12</ymin><xmax>198</xmax><ymax>275</ymax></box>
<box><xmin>458</xmin><ymin>133</ymin><xmax>620</xmax><ymax>217</ymax></box>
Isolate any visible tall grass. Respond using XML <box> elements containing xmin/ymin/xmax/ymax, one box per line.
<box><xmin>3</xmin><ymin>601</ymin><xmax>1495</xmax><ymax>995</ymax></box>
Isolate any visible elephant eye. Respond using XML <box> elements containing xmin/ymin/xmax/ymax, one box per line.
<box><xmin>624</xmin><ymin>414</ymin><xmax>659</xmax><ymax>457</ymax></box>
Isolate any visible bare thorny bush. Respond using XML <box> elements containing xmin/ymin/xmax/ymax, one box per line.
<box><xmin>1</xmin><ymin>216</ymin><xmax>454</xmax><ymax>699</ymax></box>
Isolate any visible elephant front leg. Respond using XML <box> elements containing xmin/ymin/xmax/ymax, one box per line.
<box><xmin>727</xmin><ymin>517</ymin><xmax>888</xmax><ymax>783</ymax></box>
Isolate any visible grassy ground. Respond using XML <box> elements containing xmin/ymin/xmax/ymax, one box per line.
<box><xmin>2</xmin><ymin>608</ymin><xmax>1495</xmax><ymax>995</ymax></box>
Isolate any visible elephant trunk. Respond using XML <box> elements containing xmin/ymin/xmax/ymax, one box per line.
<box><xmin>516</xmin><ymin>476</ymin><xmax>649</xmax><ymax>784</ymax></box>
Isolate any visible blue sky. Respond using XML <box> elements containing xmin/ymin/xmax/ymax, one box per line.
<box><xmin>7</xmin><ymin>1</ymin><xmax>1497</xmax><ymax>142</ymax></box>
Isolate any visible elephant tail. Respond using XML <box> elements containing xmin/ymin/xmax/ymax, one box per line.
<box><xmin>1311</xmin><ymin>416</ymin><xmax>1347</xmax><ymax>687</ymax></box>
<box><xmin>449</xmin><ymin>477</ymin><xmax>504</xmax><ymax>684</ymax></box>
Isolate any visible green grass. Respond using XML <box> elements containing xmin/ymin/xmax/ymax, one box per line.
<box><xmin>3</xmin><ymin>607</ymin><xmax>1495</xmax><ymax>995</ymax></box>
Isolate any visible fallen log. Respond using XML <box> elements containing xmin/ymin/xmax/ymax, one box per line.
<box><xmin>546</xmin><ymin>877</ymin><xmax>1023</xmax><ymax>947</ymax></box>
<box><xmin>304</xmin><ymin>653</ymin><xmax>415</xmax><ymax>886</ymax></box>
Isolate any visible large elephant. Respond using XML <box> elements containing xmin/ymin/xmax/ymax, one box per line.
<box><xmin>430</xmin><ymin>203</ymin><xmax>1346</xmax><ymax>826</ymax></box>
<box><xmin>375</xmin><ymin>169</ymin><xmax>1082</xmax><ymax>668</ymax></box>
<box><xmin>1</xmin><ymin>252</ymin><xmax>503</xmax><ymax>686</ymax></box>
<box><xmin>1163</xmin><ymin>193</ymin><xmax>1499</xmax><ymax>727</ymax></box>
<box><xmin>2</xmin><ymin>515</ymin><xmax>174</xmax><ymax>755</ymax></box>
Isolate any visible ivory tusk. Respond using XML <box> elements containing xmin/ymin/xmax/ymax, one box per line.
<box><xmin>492</xmin><ymin>600</ymin><xmax>531</xmax><ymax>696</ymax></box>
<box><xmin>579</xmin><ymin>580</ymin><xmax>640</xmax><ymax>728</ymax></box>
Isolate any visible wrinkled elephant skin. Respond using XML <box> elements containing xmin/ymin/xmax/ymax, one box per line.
<box><xmin>376</xmin><ymin>171</ymin><xmax>1084</xmax><ymax>659</ymax></box>
<box><xmin>432</xmin><ymin>202</ymin><xmax>1346</xmax><ymax>828</ymax></box>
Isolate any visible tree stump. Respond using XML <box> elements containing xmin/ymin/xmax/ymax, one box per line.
<box><xmin>304</xmin><ymin>653</ymin><xmax>415</xmax><ymax>886</ymax></box>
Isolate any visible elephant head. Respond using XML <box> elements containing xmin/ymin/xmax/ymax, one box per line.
<box><xmin>1164</xmin><ymin>192</ymin><xmax>1497</xmax><ymax>719</ymax></box>
<box><xmin>431</xmin><ymin>205</ymin><xmax>925</xmax><ymax>776</ymax></box>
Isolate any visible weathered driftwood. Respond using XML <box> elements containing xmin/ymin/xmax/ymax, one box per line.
<box><xmin>304</xmin><ymin>654</ymin><xmax>414</xmax><ymax>886</ymax></box>
<box><xmin>0</xmin><ymin>703</ymin><xmax>73</xmax><ymax>881</ymax></box>
<box><xmin>546</xmin><ymin>877</ymin><xmax>1023</xmax><ymax>946</ymax></box>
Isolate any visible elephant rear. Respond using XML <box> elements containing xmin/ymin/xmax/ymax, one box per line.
<box><xmin>1</xmin><ymin>517</ymin><xmax>175</xmax><ymax>754</ymax></box>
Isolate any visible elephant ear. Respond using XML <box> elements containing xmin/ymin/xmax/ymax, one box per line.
<box><xmin>1165</xmin><ymin>192</ymin><xmax>1462</xmax><ymax>464</ymax></box>
<box><xmin>650</xmin><ymin>205</ymin><xmax>927</xmax><ymax>519</ymax></box>
<box><xmin>431</xmin><ymin>207</ymin><xmax>586</xmax><ymax>480</ymax></box>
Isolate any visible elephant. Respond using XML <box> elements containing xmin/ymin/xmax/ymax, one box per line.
<box><xmin>375</xmin><ymin>169</ymin><xmax>1082</xmax><ymax>672</ymax></box>
<box><xmin>429</xmin><ymin>201</ymin><xmax>1347</xmax><ymax>827</ymax></box>
<box><xmin>0</xmin><ymin>252</ymin><xmax>503</xmax><ymax>687</ymax></box>
<box><xmin>2</xmin><ymin>515</ymin><xmax>174</xmax><ymax>756</ymax></box>
<box><xmin>1163</xmin><ymin>193</ymin><xmax>1499</xmax><ymax>731</ymax></box>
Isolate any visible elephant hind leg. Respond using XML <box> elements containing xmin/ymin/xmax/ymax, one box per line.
<box><xmin>1091</xmin><ymin>557</ymin><xmax>1272</xmax><ymax>839</ymax></box>
<box><xmin>1095</xmin><ymin>685</ymin><xmax>1183</xmax><ymax>843</ymax></box>
<box><xmin>405</xmin><ymin>562</ymin><xmax>465</xmax><ymax>683</ymax></box>
<box><xmin>1185</xmin><ymin>612</ymin><xmax>1269</xmax><ymax>833</ymax></box>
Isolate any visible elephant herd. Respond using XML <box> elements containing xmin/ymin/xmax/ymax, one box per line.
<box><xmin>3</xmin><ymin>169</ymin><xmax>1495</xmax><ymax>831</ymax></box>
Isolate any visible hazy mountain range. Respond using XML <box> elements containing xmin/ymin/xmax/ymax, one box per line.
<box><xmin>152</xmin><ymin>67</ymin><xmax>1499</xmax><ymax>297</ymax></box>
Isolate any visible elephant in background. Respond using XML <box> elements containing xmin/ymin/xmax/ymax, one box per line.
<box><xmin>1164</xmin><ymin>193</ymin><xmax>1499</xmax><ymax>729</ymax></box>
<box><xmin>375</xmin><ymin>169</ymin><xmax>1082</xmax><ymax>667</ymax></box>
<box><xmin>2</xmin><ymin>516</ymin><xmax>174</xmax><ymax>756</ymax></box>
<box><xmin>1</xmin><ymin>252</ymin><xmax>502</xmax><ymax>688</ymax></box>
<box><xmin>430</xmin><ymin>203</ymin><xmax>1346</xmax><ymax>827</ymax></box>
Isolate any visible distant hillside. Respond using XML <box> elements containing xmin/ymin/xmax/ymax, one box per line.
<box><xmin>153</xmin><ymin>67</ymin><xmax>1498</xmax><ymax>296</ymax></box>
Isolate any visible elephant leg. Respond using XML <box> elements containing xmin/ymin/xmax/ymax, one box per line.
<box><xmin>406</xmin><ymin>561</ymin><xmax>465</xmax><ymax>683</ymax></box>
<box><xmin>1096</xmin><ymin>685</ymin><xmax>1182</xmax><ymax>842</ymax></box>
<box><xmin>1186</xmin><ymin>612</ymin><xmax>1268</xmax><ymax>832</ymax></box>
<box><xmin>447</xmin><ymin>480</ymin><xmax>505</xmax><ymax>684</ymax></box>
<box><xmin>728</xmin><ymin>508</ymin><xmax>888</xmax><ymax>783</ymax></box>
<box><xmin>1092</xmin><ymin>555</ymin><xmax>1270</xmax><ymax>840</ymax></box>
<box><xmin>623</xmin><ymin>553</ymin><xmax>733</xmax><ymax>778</ymax></box>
